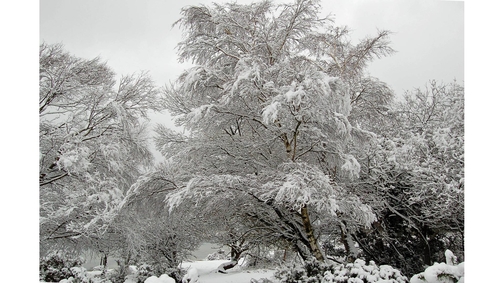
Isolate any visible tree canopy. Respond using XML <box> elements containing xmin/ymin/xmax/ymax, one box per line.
<box><xmin>39</xmin><ymin>42</ymin><xmax>162</xmax><ymax>253</ymax></box>
<box><xmin>131</xmin><ymin>0</ymin><xmax>396</xmax><ymax>263</ymax></box>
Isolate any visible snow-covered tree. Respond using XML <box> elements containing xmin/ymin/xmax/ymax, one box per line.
<box><xmin>39</xmin><ymin>43</ymin><xmax>161</xmax><ymax>254</ymax></box>
<box><xmin>117</xmin><ymin>165</ymin><xmax>205</xmax><ymax>270</ymax></box>
<box><xmin>138</xmin><ymin>0</ymin><xmax>394</xmax><ymax>263</ymax></box>
<box><xmin>348</xmin><ymin>81</ymin><xmax>464</xmax><ymax>276</ymax></box>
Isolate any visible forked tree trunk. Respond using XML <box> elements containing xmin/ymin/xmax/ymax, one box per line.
<box><xmin>300</xmin><ymin>205</ymin><xmax>325</xmax><ymax>261</ymax></box>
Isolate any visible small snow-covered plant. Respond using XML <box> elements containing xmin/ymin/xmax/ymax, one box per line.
<box><xmin>58</xmin><ymin>266</ymin><xmax>107</xmax><ymax>283</ymax></box>
<box><xmin>134</xmin><ymin>264</ymin><xmax>182</xmax><ymax>283</ymax></box>
<box><xmin>39</xmin><ymin>253</ymin><xmax>84</xmax><ymax>282</ymax></box>
<box><xmin>275</xmin><ymin>258</ymin><xmax>408</xmax><ymax>283</ymax></box>
<box><xmin>182</xmin><ymin>266</ymin><xmax>199</xmax><ymax>283</ymax></box>
<box><xmin>67</xmin><ymin>266</ymin><xmax>115</xmax><ymax>283</ymax></box>
<box><xmin>274</xmin><ymin>257</ymin><xmax>336</xmax><ymax>283</ymax></box>
<box><xmin>410</xmin><ymin>250</ymin><xmax>464</xmax><ymax>283</ymax></box>
<box><xmin>206</xmin><ymin>249</ymin><xmax>229</xmax><ymax>261</ymax></box>
<box><xmin>104</xmin><ymin>265</ymin><xmax>140</xmax><ymax>283</ymax></box>
<box><xmin>144</xmin><ymin>274</ymin><xmax>176</xmax><ymax>283</ymax></box>
<box><xmin>136</xmin><ymin>264</ymin><xmax>156</xmax><ymax>283</ymax></box>
<box><xmin>161</xmin><ymin>268</ymin><xmax>184</xmax><ymax>283</ymax></box>
<box><xmin>69</xmin><ymin>266</ymin><xmax>91</xmax><ymax>283</ymax></box>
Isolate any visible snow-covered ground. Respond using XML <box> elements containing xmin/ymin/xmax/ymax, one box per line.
<box><xmin>52</xmin><ymin>259</ymin><xmax>276</xmax><ymax>283</ymax></box>
<box><xmin>179</xmin><ymin>260</ymin><xmax>275</xmax><ymax>283</ymax></box>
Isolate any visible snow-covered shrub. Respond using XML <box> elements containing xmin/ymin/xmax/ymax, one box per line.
<box><xmin>104</xmin><ymin>265</ymin><xmax>134</xmax><ymax>283</ymax></box>
<box><xmin>136</xmin><ymin>264</ymin><xmax>156</xmax><ymax>283</ymax></box>
<box><xmin>70</xmin><ymin>266</ymin><xmax>93</xmax><ymax>283</ymax></box>
<box><xmin>206</xmin><ymin>249</ymin><xmax>229</xmax><ymax>261</ymax></box>
<box><xmin>40</xmin><ymin>253</ymin><xmax>84</xmax><ymax>282</ymax></box>
<box><xmin>59</xmin><ymin>266</ymin><xmax>115</xmax><ymax>283</ymax></box>
<box><xmin>133</xmin><ymin>264</ymin><xmax>182</xmax><ymax>283</ymax></box>
<box><xmin>161</xmin><ymin>268</ymin><xmax>184</xmax><ymax>283</ymax></box>
<box><xmin>103</xmin><ymin>265</ymin><xmax>140</xmax><ymax>283</ymax></box>
<box><xmin>102</xmin><ymin>261</ymin><xmax>137</xmax><ymax>283</ymax></box>
<box><xmin>410</xmin><ymin>250</ymin><xmax>464</xmax><ymax>283</ymax></box>
<box><xmin>274</xmin><ymin>257</ymin><xmax>336</xmax><ymax>283</ymax></box>
<box><xmin>144</xmin><ymin>274</ymin><xmax>176</xmax><ymax>283</ymax></box>
<box><xmin>275</xmin><ymin>258</ymin><xmax>408</xmax><ymax>283</ymax></box>
<box><xmin>325</xmin><ymin>259</ymin><xmax>408</xmax><ymax>283</ymax></box>
<box><xmin>181</xmin><ymin>266</ymin><xmax>199</xmax><ymax>283</ymax></box>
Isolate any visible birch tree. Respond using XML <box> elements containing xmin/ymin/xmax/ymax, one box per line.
<box><xmin>140</xmin><ymin>0</ymin><xmax>394</xmax><ymax>262</ymax></box>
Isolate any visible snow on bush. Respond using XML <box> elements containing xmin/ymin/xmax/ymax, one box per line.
<box><xmin>275</xmin><ymin>257</ymin><xmax>408</xmax><ymax>283</ymax></box>
<box><xmin>410</xmin><ymin>250</ymin><xmax>464</xmax><ymax>283</ymax></box>
<box><xmin>56</xmin><ymin>266</ymin><xmax>117</xmax><ymax>283</ymax></box>
<box><xmin>144</xmin><ymin>274</ymin><xmax>176</xmax><ymax>283</ymax></box>
<box><xmin>206</xmin><ymin>249</ymin><xmax>229</xmax><ymax>261</ymax></box>
<box><xmin>134</xmin><ymin>264</ymin><xmax>157</xmax><ymax>283</ymax></box>
<box><xmin>182</xmin><ymin>266</ymin><xmax>199</xmax><ymax>283</ymax></box>
<box><xmin>39</xmin><ymin>253</ymin><xmax>84</xmax><ymax>282</ymax></box>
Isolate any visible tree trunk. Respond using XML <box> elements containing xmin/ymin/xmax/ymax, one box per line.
<box><xmin>217</xmin><ymin>246</ymin><xmax>243</xmax><ymax>273</ymax></box>
<box><xmin>339</xmin><ymin>222</ymin><xmax>358</xmax><ymax>262</ymax></box>
<box><xmin>294</xmin><ymin>240</ymin><xmax>311</xmax><ymax>261</ymax></box>
<box><xmin>420</xmin><ymin>225</ymin><xmax>432</xmax><ymax>266</ymax></box>
<box><xmin>217</xmin><ymin>260</ymin><xmax>238</xmax><ymax>273</ymax></box>
<box><xmin>100</xmin><ymin>253</ymin><xmax>108</xmax><ymax>268</ymax></box>
<box><xmin>300</xmin><ymin>205</ymin><xmax>325</xmax><ymax>261</ymax></box>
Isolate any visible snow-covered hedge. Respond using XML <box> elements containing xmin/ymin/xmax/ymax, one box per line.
<box><xmin>410</xmin><ymin>250</ymin><xmax>464</xmax><ymax>283</ymax></box>
<box><xmin>275</xmin><ymin>257</ymin><xmax>408</xmax><ymax>283</ymax></box>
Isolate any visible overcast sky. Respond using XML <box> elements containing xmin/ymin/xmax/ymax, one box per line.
<box><xmin>40</xmin><ymin>0</ymin><xmax>464</xmax><ymax>98</ymax></box>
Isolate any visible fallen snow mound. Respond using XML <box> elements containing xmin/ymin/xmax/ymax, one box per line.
<box><xmin>144</xmin><ymin>274</ymin><xmax>176</xmax><ymax>283</ymax></box>
<box><xmin>410</xmin><ymin>250</ymin><xmax>464</xmax><ymax>283</ymax></box>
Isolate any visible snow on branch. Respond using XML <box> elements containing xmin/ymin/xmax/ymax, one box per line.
<box><xmin>341</xmin><ymin>153</ymin><xmax>361</xmax><ymax>180</ymax></box>
<box><xmin>164</xmin><ymin>174</ymin><xmax>247</xmax><ymax>213</ymax></box>
<box><xmin>262</xmin><ymin>100</ymin><xmax>282</xmax><ymax>125</ymax></box>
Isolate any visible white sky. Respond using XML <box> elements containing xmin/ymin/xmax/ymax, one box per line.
<box><xmin>39</xmin><ymin>0</ymin><xmax>464</xmax><ymax>97</ymax></box>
